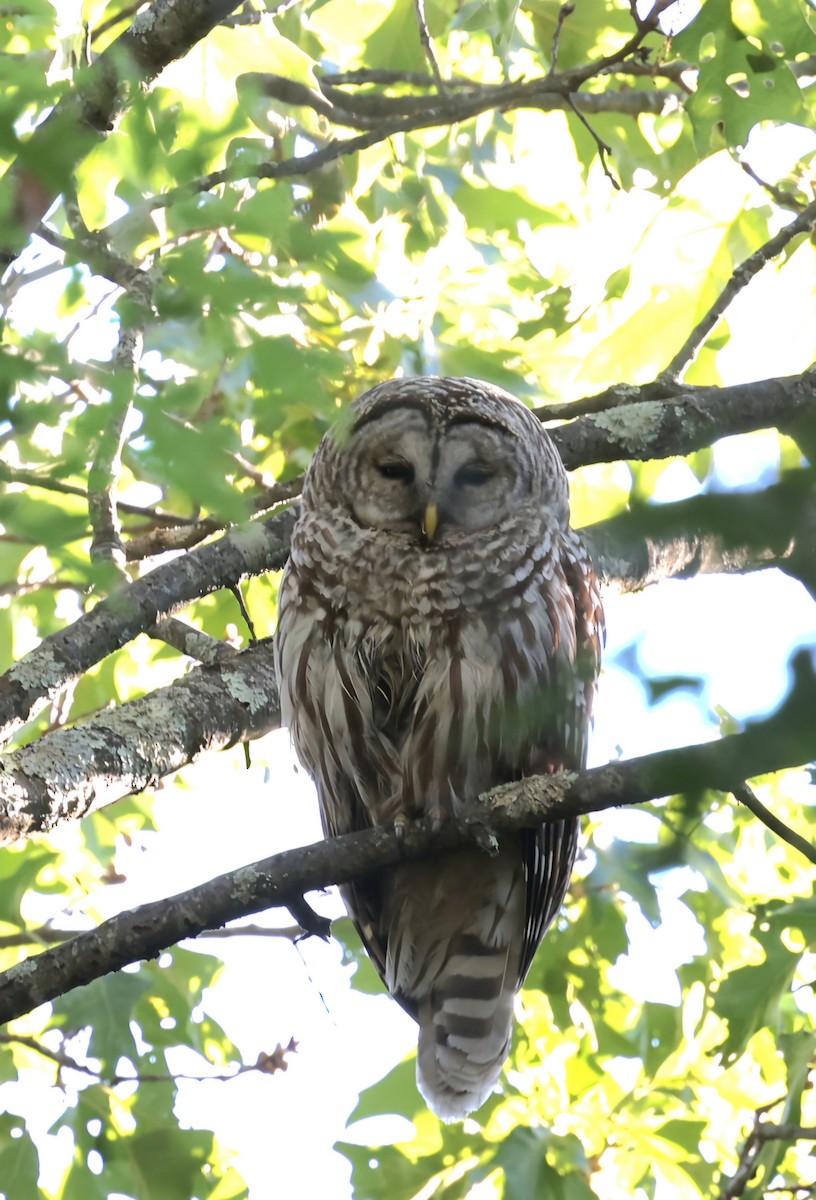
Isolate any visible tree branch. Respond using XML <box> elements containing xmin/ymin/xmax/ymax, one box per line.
<box><xmin>660</xmin><ymin>199</ymin><xmax>816</xmax><ymax>381</ymax></box>
<box><xmin>732</xmin><ymin>782</ymin><xmax>816</xmax><ymax>865</ymax></box>
<box><xmin>584</xmin><ymin>469</ymin><xmax>816</xmax><ymax>594</ymax></box>
<box><xmin>0</xmin><ymin>508</ymin><xmax>297</xmax><ymax>747</ymax></box>
<box><xmin>142</xmin><ymin>68</ymin><xmax>679</xmax><ymax>219</ymax></box>
<box><xmin>0</xmin><ymin>1030</ymin><xmax>297</xmax><ymax>1084</ymax></box>
<box><xmin>1</xmin><ymin>649</ymin><xmax>814</xmax><ymax>1024</ymax></box>
<box><xmin>1</xmin><ymin>463</ymin><xmax>814</xmax><ymax>779</ymax></box>
<box><xmin>549</xmin><ymin>372</ymin><xmax>815</xmax><ymax>470</ymax></box>
<box><xmin>717</xmin><ymin>1110</ymin><xmax>816</xmax><ymax>1200</ymax></box>
<box><xmin>0</xmin><ymin>640</ymin><xmax>280</xmax><ymax>844</ymax></box>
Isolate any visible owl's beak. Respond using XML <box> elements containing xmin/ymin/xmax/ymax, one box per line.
<box><xmin>422</xmin><ymin>503</ymin><xmax>439</xmax><ymax>542</ymax></box>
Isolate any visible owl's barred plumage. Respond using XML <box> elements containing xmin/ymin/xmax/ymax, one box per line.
<box><xmin>275</xmin><ymin>377</ymin><xmax>603</xmax><ymax>1120</ymax></box>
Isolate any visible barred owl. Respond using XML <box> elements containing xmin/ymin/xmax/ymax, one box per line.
<box><xmin>275</xmin><ymin>376</ymin><xmax>603</xmax><ymax>1121</ymax></box>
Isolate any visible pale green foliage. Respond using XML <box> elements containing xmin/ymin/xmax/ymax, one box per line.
<box><xmin>0</xmin><ymin>0</ymin><xmax>815</xmax><ymax>1197</ymax></box>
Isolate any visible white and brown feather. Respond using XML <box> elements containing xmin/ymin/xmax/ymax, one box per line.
<box><xmin>275</xmin><ymin>376</ymin><xmax>603</xmax><ymax>1121</ymax></box>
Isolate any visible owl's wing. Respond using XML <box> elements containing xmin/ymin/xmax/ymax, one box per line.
<box><xmin>302</xmin><ymin>757</ymin><xmax>393</xmax><ymax>1004</ymax></box>
<box><xmin>518</xmin><ymin>527</ymin><xmax>604</xmax><ymax>983</ymax></box>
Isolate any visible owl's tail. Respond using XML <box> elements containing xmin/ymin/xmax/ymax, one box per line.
<box><xmin>415</xmin><ymin>937</ymin><xmax>518</xmax><ymax>1122</ymax></box>
<box><xmin>383</xmin><ymin>845</ymin><xmax>525</xmax><ymax>1123</ymax></box>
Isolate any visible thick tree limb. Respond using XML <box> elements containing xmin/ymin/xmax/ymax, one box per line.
<box><xmin>0</xmin><ymin>641</ymin><xmax>280</xmax><ymax>844</ymax></box>
<box><xmin>0</xmin><ymin>649</ymin><xmax>814</xmax><ymax>1025</ymax></box>
<box><xmin>584</xmin><ymin>470</ymin><xmax>816</xmax><ymax>594</ymax></box>
<box><xmin>550</xmin><ymin>373</ymin><xmax>815</xmax><ymax>470</ymax></box>
<box><xmin>1</xmin><ymin>376</ymin><xmax>812</xmax><ymax>747</ymax></box>
<box><xmin>0</xmin><ymin>509</ymin><xmax>296</xmax><ymax>747</ymax></box>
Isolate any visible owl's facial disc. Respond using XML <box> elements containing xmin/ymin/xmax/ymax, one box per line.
<box><xmin>344</xmin><ymin>409</ymin><xmax>533</xmax><ymax>540</ymax></box>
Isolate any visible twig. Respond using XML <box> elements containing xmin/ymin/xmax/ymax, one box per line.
<box><xmin>635</xmin><ymin>0</ymin><xmax>686</xmax><ymax>32</ymax></box>
<box><xmin>549</xmin><ymin>3</ymin><xmax>575</xmax><ymax>75</ymax></box>
<box><xmin>763</xmin><ymin>1188</ymin><xmax>816</xmax><ymax>1197</ymax></box>
<box><xmin>732</xmin><ymin>782</ymin><xmax>816</xmax><ymax>865</ymax></box>
<box><xmin>220</xmin><ymin>0</ymin><xmax>303</xmax><ymax>26</ymax></box>
<box><xmin>567</xmin><ymin>96</ymin><xmax>621</xmax><ymax>189</ymax></box>
<box><xmin>0</xmin><ymin>462</ymin><xmax>192</xmax><ymax>525</ymax></box>
<box><xmin>36</xmin><ymin>213</ymin><xmax>152</xmax><ymax>295</ymax></box>
<box><xmin>717</xmin><ymin>1111</ymin><xmax>816</xmax><ymax>1200</ymax></box>
<box><xmin>87</xmin><ymin>331</ymin><xmax>139</xmax><ymax>574</ymax></box>
<box><xmin>0</xmin><ymin>921</ymin><xmax>305</xmax><ymax>948</ymax></box>
<box><xmin>229</xmin><ymin>584</ymin><xmax>258</xmax><ymax>642</ymax></box>
<box><xmin>124</xmin><ymin>474</ymin><xmax>303</xmax><ymax>561</ymax></box>
<box><xmin>660</xmin><ymin>198</ymin><xmax>816</xmax><ymax>381</ymax></box>
<box><xmin>739</xmin><ymin>158</ymin><xmax>808</xmax><ymax>213</ymax></box>
<box><xmin>0</xmin><ymin>1030</ymin><xmax>297</xmax><ymax>1085</ymax></box>
<box><xmin>413</xmin><ymin>0</ymin><xmax>445</xmax><ymax>91</ymax></box>
<box><xmin>49</xmin><ymin>200</ymin><xmax>158</xmax><ymax>574</ymax></box>
<box><xmin>0</xmin><ymin>258</ymin><xmax>69</xmax><ymax>312</ymax></box>
<box><xmin>89</xmin><ymin>0</ymin><xmax>142</xmax><ymax>44</ymax></box>
<box><xmin>199</xmin><ymin>923</ymin><xmax>304</xmax><ymax>940</ymax></box>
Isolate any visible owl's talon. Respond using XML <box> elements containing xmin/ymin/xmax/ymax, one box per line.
<box><xmin>393</xmin><ymin>814</ymin><xmax>410</xmax><ymax>841</ymax></box>
<box><xmin>472</xmin><ymin>825</ymin><xmax>499</xmax><ymax>856</ymax></box>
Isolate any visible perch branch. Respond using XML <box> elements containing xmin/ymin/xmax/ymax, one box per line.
<box><xmin>0</xmin><ymin>649</ymin><xmax>815</xmax><ymax>1023</ymax></box>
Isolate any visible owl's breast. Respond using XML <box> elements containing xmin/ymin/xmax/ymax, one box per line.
<box><xmin>290</xmin><ymin>508</ymin><xmax>554</xmax><ymax>630</ymax></box>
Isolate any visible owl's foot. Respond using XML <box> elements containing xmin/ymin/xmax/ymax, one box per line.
<box><xmin>471</xmin><ymin>824</ymin><xmax>499</xmax><ymax>857</ymax></box>
<box><xmin>286</xmin><ymin>895</ymin><xmax>332</xmax><ymax>941</ymax></box>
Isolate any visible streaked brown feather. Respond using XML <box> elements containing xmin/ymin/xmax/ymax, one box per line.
<box><xmin>275</xmin><ymin>376</ymin><xmax>604</xmax><ymax>1121</ymax></box>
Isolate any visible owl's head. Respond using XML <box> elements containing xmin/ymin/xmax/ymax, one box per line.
<box><xmin>305</xmin><ymin>376</ymin><xmax>569</xmax><ymax>543</ymax></box>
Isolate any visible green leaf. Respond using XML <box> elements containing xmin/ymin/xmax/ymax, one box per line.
<box><xmin>52</xmin><ymin>972</ymin><xmax>152</xmax><ymax>1066</ymax></box>
<box><xmin>0</xmin><ymin>1114</ymin><xmax>40</xmax><ymax>1200</ymax></box>
<box><xmin>675</xmin><ymin>0</ymin><xmax>807</xmax><ymax>150</ymax></box>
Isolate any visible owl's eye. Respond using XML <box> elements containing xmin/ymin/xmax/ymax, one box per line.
<box><xmin>377</xmin><ymin>460</ymin><xmax>415</xmax><ymax>483</ymax></box>
<box><xmin>454</xmin><ymin>464</ymin><xmax>494</xmax><ymax>488</ymax></box>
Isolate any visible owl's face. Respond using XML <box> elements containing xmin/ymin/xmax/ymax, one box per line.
<box><xmin>309</xmin><ymin>377</ymin><xmax>568</xmax><ymax>544</ymax></box>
